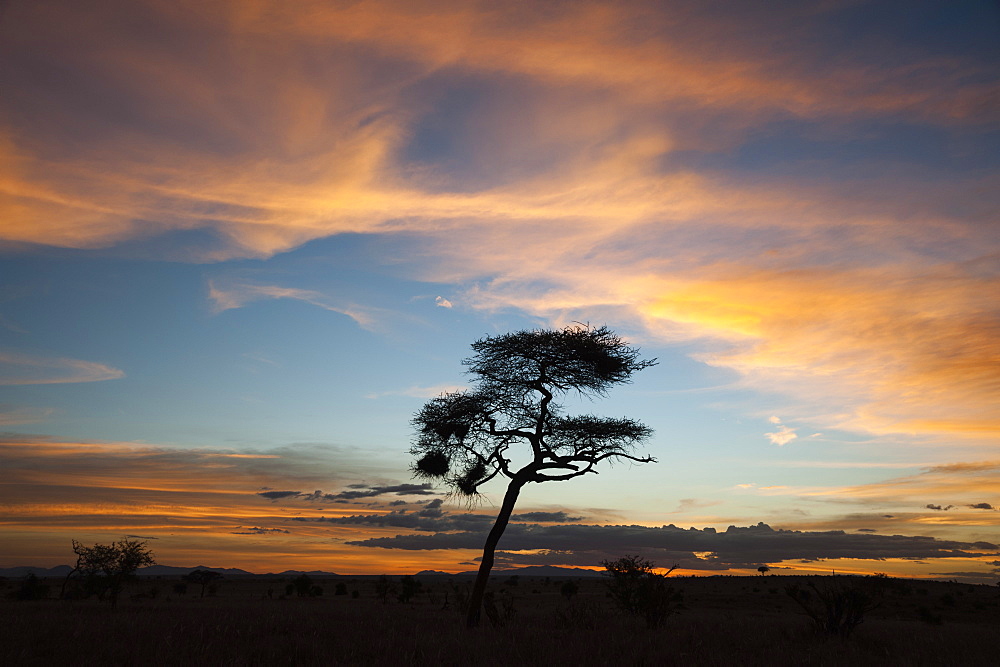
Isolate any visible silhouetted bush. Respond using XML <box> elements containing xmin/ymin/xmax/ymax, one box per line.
<box><xmin>560</xmin><ymin>580</ymin><xmax>579</xmax><ymax>600</ymax></box>
<box><xmin>63</xmin><ymin>538</ymin><xmax>155</xmax><ymax>607</ymax></box>
<box><xmin>374</xmin><ymin>575</ymin><xmax>394</xmax><ymax>604</ymax></box>
<box><xmin>602</xmin><ymin>555</ymin><xmax>682</xmax><ymax>629</ymax></box>
<box><xmin>397</xmin><ymin>576</ymin><xmax>421</xmax><ymax>603</ymax></box>
<box><xmin>918</xmin><ymin>605</ymin><xmax>943</xmax><ymax>625</ymax></box>
<box><xmin>785</xmin><ymin>577</ymin><xmax>879</xmax><ymax>638</ymax></box>
<box><xmin>292</xmin><ymin>574</ymin><xmax>312</xmax><ymax>598</ymax></box>
<box><xmin>14</xmin><ymin>573</ymin><xmax>49</xmax><ymax>601</ymax></box>
<box><xmin>183</xmin><ymin>570</ymin><xmax>223</xmax><ymax>598</ymax></box>
<box><xmin>482</xmin><ymin>589</ymin><xmax>515</xmax><ymax>627</ymax></box>
<box><xmin>334</xmin><ymin>582</ymin><xmax>348</xmax><ymax>596</ymax></box>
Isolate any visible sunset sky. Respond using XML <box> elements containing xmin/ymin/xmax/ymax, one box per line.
<box><xmin>2</xmin><ymin>0</ymin><xmax>998</xmax><ymax>580</ymax></box>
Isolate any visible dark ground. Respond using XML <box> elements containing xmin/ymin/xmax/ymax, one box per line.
<box><xmin>2</xmin><ymin>574</ymin><xmax>999</xmax><ymax>665</ymax></box>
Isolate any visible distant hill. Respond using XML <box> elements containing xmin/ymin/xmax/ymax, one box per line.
<box><xmin>416</xmin><ymin>565</ymin><xmax>603</xmax><ymax>578</ymax></box>
<box><xmin>0</xmin><ymin>565</ymin><xmax>73</xmax><ymax>578</ymax></box>
<box><xmin>0</xmin><ymin>565</ymin><xmax>339</xmax><ymax>578</ymax></box>
<box><xmin>137</xmin><ymin>565</ymin><xmax>259</xmax><ymax>577</ymax></box>
<box><xmin>1</xmin><ymin>564</ymin><xmax>596</xmax><ymax>578</ymax></box>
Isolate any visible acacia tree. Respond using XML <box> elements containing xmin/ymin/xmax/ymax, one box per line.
<box><xmin>61</xmin><ymin>538</ymin><xmax>155</xmax><ymax>607</ymax></box>
<box><xmin>183</xmin><ymin>569</ymin><xmax>223</xmax><ymax>597</ymax></box>
<box><xmin>410</xmin><ymin>325</ymin><xmax>657</xmax><ymax>627</ymax></box>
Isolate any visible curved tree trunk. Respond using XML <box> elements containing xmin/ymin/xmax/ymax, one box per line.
<box><xmin>466</xmin><ymin>478</ymin><xmax>525</xmax><ymax>628</ymax></box>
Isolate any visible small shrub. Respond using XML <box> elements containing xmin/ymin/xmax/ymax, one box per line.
<box><xmin>482</xmin><ymin>589</ymin><xmax>515</xmax><ymax>627</ymax></box>
<box><xmin>602</xmin><ymin>555</ymin><xmax>682</xmax><ymax>629</ymax></box>
<box><xmin>560</xmin><ymin>580</ymin><xmax>579</xmax><ymax>601</ymax></box>
<box><xmin>555</xmin><ymin>599</ymin><xmax>604</xmax><ymax>631</ymax></box>
<box><xmin>292</xmin><ymin>574</ymin><xmax>312</xmax><ymax>598</ymax></box>
<box><xmin>785</xmin><ymin>577</ymin><xmax>879</xmax><ymax>638</ymax></box>
<box><xmin>374</xmin><ymin>575</ymin><xmax>394</xmax><ymax>604</ymax></box>
<box><xmin>918</xmin><ymin>605</ymin><xmax>943</xmax><ymax>626</ymax></box>
<box><xmin>14</xmin><ymin>574</ymin><xmax>49</xmax><ymax>601</ymax></box>
<box><xmin>334</xmin><ymin>582</ymin><xmax>348</xmax><ymax>596</ymax></box>
<box><xmin>397</xmin><ymin>575</ymin><xmax>421</xmax><ymax>603</ymax></box>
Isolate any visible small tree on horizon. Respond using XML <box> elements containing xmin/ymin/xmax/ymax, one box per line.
<box><xmin>62</xmin><ymin>538</ymin><xmax>155</xmax><ymax>607</ymax></box>
<box><xmin>410</xmin><ymin>324</ymin><xmax>657</xmax><ymax>627</ymax></box>
<box><xmin>183</xmin><ymin>569</ymin><xmax>223</xmax><ymax>597</ymax></box>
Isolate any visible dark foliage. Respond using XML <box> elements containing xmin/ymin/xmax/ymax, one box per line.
<box><xmin>183</xmin><ymin>570</ymin><xmax>223</xmax><ymax>598</ymax></box>
<box><xmin>560</xmin><ymin>580</ymin><xmax>579</xmax><ymax>600</ymax></box>
<box><xmin>14</xmin><ymin>573</ymin><xmax>49</xmax><ymax>601</ymax></box>
<box><xmin>62</xmin><ymin>538</ymin><xmax>155</xmax><ymax>608</ymax></box>
<box><xmin>291</xmin><ymin>574</ymin><xmax>313</xmax><ymax>598</ymax></box>
<box><xmin>397</xmin><ymin>575</ymin><xmax>421</xmax><ymax>603</ymax></box>
<box><xmin>785</xmin><ymin>577</ymin><xmax>880</xmax><ymax>638</ymax></box>
<box><xmin>602</xmin><ymin>555</ymin><xmax>682</xmax><ymax>629</ymax></box>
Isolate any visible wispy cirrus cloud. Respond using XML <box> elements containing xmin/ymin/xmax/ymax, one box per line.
<box><xmin>0</xmin><ymin>352</ymin><xmax>124</xmax><ymax>385</ymax></box>
<box><xmin>208</xmin><ymin>281</ymin><xmax>379</xmax><ymax>329</ymax></box>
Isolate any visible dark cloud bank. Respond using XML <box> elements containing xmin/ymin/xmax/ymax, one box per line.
<box><xmin>257</xmin><ymin>483</ymin><xmax>436</xmax><ymax>502</ymax></box>
<box><xmin>294</xmin><ymin>506</ymin><xmax>998</xmax><ymax>570</ymax></box>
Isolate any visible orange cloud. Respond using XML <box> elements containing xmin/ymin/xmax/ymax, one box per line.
<box><xmin>1</xmin><ymin>0</ymin><xmax>995</xmax><ymax>446</ymax></box>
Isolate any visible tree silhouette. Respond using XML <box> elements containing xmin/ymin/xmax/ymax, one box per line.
<box><xmin>410</xmin><ymin>324</ymin><xmax>657</xmax><ymax>627</ymax></box>
<box><xmin>63</xmin><ymin>538</ymin><xmax>155</xmax><ymax>607</ymax></box>
<box><xmin>183</xmin><ymin>569</ymin><xmax>223</xmax><ymax>597</ymax></box>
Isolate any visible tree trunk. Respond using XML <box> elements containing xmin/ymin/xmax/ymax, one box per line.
<box><xmin>466</xmin><ymin>478</ymin><xmax>525</xmax><ymax>628</ymax></box>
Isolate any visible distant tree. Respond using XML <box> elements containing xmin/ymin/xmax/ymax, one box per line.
<box><xmin>397</xmin><ymin>575</ymin><xmax>421</xmax><ymax>603</ymax></box>
<box><xmin>63</xmin><ymin>538</ymin><xmax>155</xmax><ymax>607</ymax></box>
<box><xmin>757</xmin><ymin>565</ymin><xmax>770</xmax><ymax>576</ymax></box>
<box><xmin>15</xmin><ymin>573</ymin><xmax>49</xmax><ymax>601</ymax></box>
<box><xmin>183</xmin><ymin>569</ymin><xmax>223</xmax><ymax>598</ymax></box>
<box><xmin>292</xmin><ymin>574</ymin><xmax>313</xmax><ymax>597</ymax></box>
<box><xmin>411</xmin><ymin>325</ymin><xmax>657</xmax><ymax>627</ymax></box>
<box><xmin>602</xmin><ymin>555</ymin><xmax>681</xmax><ymax>629</ymax></box>
<box><xmin>559</xmin><ymin>580</ymin><xmax>579</xmax><ymax>600</ymax></box>
<box><xmin>374</xmin><ymin>574</ymin><xmax>394</xmax><ymax>604</ymax></box>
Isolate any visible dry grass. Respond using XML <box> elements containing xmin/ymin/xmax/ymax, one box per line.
<box><xmin>2</xmin><ymin>575</ymin><xmax>998</xmax><ymax>666</ymax></box>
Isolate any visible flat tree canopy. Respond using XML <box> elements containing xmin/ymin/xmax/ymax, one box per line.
<box><xmin>410</xmin><ymin>324</ymin><xmax>657</xmax><ymax>627</ymax></box>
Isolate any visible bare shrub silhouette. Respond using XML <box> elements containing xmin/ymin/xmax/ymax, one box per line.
<box><xmin>602</xmin><ymin>555</ymin><xmax>682</xmax><ymax>629</ymax></box>
<box><xmin>410</xmin><ymin>325</ymin><xmax>657</xmax><ymax>627</ymax></box>
<box><xmin>785</xmin><ymin>577</ymin><xmax>880</xmax><ymax>638</ymax></box>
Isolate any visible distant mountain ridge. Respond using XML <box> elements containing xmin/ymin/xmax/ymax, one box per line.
<box><xmin>0</xmin><ymin>565</ymin><xmax>338</xmax><ymax>578</ymax></box>
<box><xmin>1</xmin><ymin>564</ymin><xmax>597</xmax><ymax>578</ymax></box>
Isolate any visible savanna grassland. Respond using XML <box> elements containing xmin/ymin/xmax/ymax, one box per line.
<box><xmin>2</xmin><ymin>574</ymin><xmax>999</xmax><ymax>666</ymax></box>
